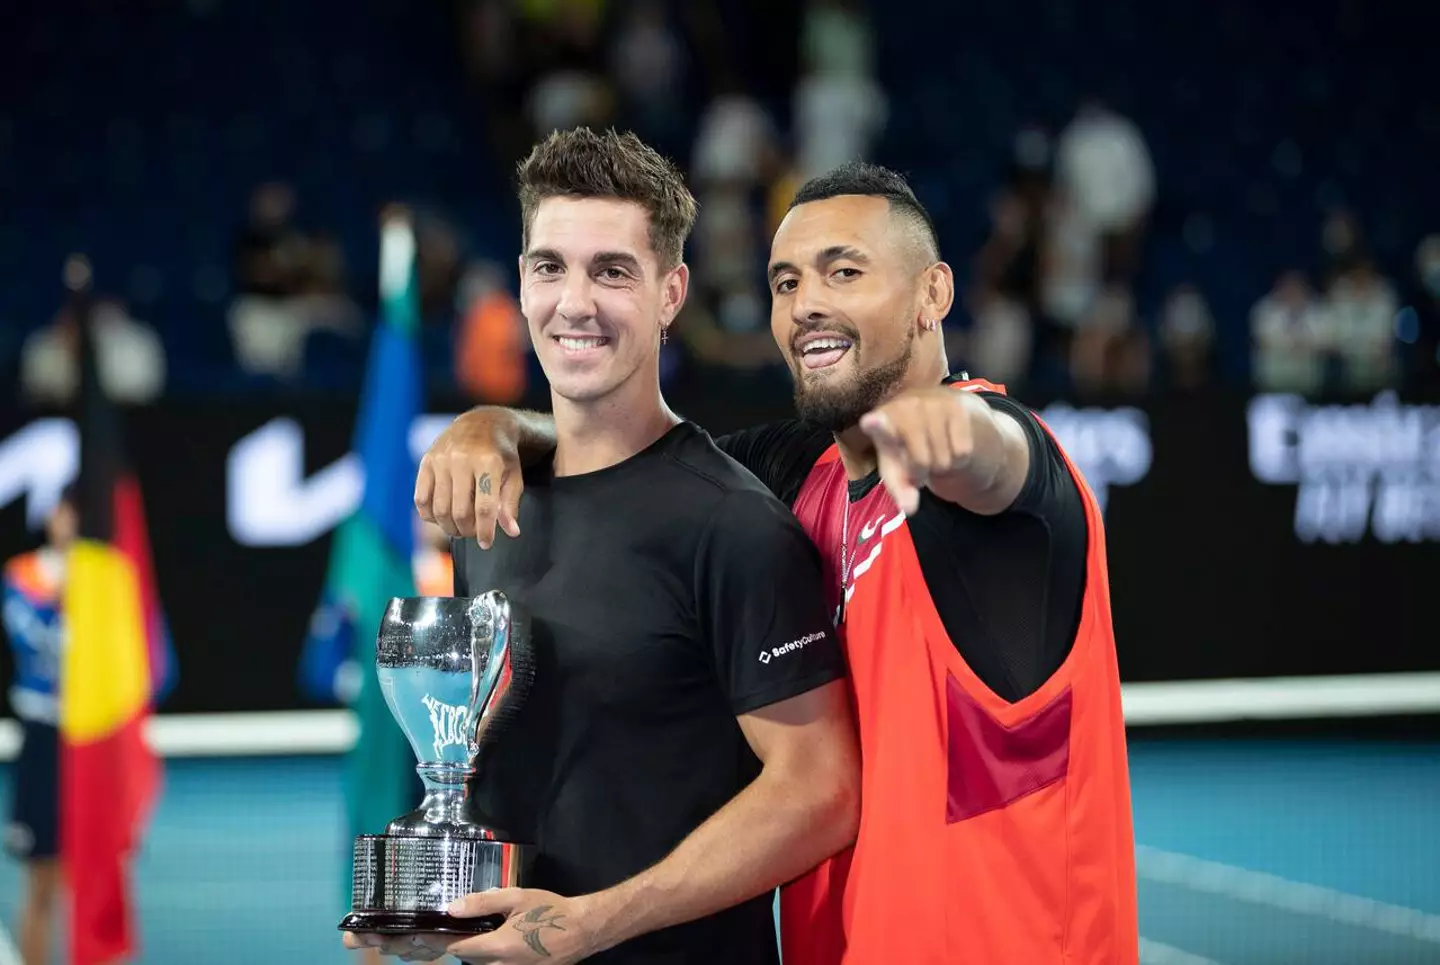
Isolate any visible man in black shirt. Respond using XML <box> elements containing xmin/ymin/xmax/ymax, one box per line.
<box><xmin>352</xmin><ymin>130</ymin><xmax>858</xmax><ymax>965</ymax></box>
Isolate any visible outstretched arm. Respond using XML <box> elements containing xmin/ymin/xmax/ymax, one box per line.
<box><xmin>417</xmin><ymin>408</ymin><xmax>833</xmax><ymax>544</ymax></box>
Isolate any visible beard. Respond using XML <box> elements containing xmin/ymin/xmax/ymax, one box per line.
<box><xmin>792</xmin><ymin>327</ymin><xmax>915</xmax><ymax>432</ymax></box>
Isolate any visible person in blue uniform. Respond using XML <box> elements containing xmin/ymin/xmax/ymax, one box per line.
<box><xmin>3</xmin><ymin>486</ymin><xmax>76</xmax><ymax>965</ymax></box>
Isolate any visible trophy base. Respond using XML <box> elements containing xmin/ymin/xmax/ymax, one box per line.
<box><xmin>338</xmin><ymin>909</ymin><xmax>504</xmax><ymax>935</ymax></box>
<box><xmin>340</xmin><ymin>833</ymin><xmax>535</xmax><ymax>935</ymax></box>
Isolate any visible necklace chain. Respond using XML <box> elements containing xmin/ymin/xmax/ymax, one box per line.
<box><xmin>838</xmin><ymin>495</ymin><xmax>852</xmax><ymax>621</ymax></box>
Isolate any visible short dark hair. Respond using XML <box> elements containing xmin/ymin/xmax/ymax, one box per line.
<box><xmin>517</xmin><ymin>128</ymin><xmax>698</xmax><ymax>270</ymax></box>
<box><xmin>790</xmin><ymin>161</ymin><xmax>940</xmax><ymax>260</ymax></box>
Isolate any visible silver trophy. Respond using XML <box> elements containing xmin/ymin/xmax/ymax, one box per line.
<box><xmin>339</xmin><ymin>591</ymin><xmax>536</xmax><ymax>935</ymax></box>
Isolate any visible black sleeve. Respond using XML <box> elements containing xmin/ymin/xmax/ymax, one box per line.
<box><xmin>984</xmin><ymin>394</ymin><xmax>1081</xmax><ymax>519</ymax></box>
<box><xmin>694</xmin><ymin>489</ymin><xmax>848</xmax><ymax>715</ymax></box>
<box><xmin>904</xmin><ymin>392</ymin><xmax>1088</xmax><ymax>703</ymax></box>
<box><xmin>713</xmin><ymin>421</ymin><xmax>834</xmax><ymax>506</ymax></box>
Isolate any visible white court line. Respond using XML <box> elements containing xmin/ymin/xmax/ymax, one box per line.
<box><xmin>1136</xmin><ymin>845</ymin><xmax>1440</xmax><ymax>944</ymax></box>
<box><xmin>1121</xmin><ymin>671</ymin><xmax>1440</xmax><ymax>725</ymax></box>
<box><xmin>1138</xmin><ymin>938</ymin><xmax>1228</xmax><ymax>965</ymax></box>
<box><xmin>0</xmin><ymin>920</ymin><xmax>20</xmax><ymax>965</ymax></box>
<box><xmin>3</xmin><ymin>671</ymin><xmax>1439</xmax><ymax>761</ymax></box>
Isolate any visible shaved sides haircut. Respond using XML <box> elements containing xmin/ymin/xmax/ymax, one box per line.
<box><xmin>789</xmin><ymin>162</ymin><xmax>941</xmax><ymax>267</ymax></box>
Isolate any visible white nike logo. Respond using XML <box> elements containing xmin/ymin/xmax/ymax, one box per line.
<box><xmin>858</xmin><ymin>514</ymin><xmax>904</xmax><ymax>543</ymax></box>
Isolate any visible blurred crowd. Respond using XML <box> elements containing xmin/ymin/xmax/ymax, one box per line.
<box><xmin>10</xmin><ymin>0</ymin><xmax>1439</xmax><ymax>411</ymax></box>
<box><xmin>967</xmin><ymin>117</ymin><xmax>1439</xmax><ymax>399</ymax></box>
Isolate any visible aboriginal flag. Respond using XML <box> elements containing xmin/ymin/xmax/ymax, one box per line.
<box><xmin>59</xmin><ymin>268</ymin><xmax>169</xmax><ymax>965</ymax></box>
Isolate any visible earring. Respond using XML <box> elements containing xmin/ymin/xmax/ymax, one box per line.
<box><xmin>922</xmin><ymin>318</ymin><xmax>938</xmax><ymax>332</ymax></box>
<box><xmin>661</xmin><ymin>326</ymin><xmax>669</xmax><ymax>345</ymax></box>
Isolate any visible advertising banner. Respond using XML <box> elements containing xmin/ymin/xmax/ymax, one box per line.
<box><xmin>1</xmin><ymin>389</ymin><xmax>1435</xmax><ymax>714</ymax></box>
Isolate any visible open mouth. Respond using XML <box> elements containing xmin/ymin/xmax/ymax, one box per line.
<box><xmin>553</xmin><ymin>335</ymin><xmax>610</xmax><ymax>356</ymax></box>
<box><xmin>796</xmin><ymin>336</ymin><xmax>853</xmax><ymax>371</ymax></box>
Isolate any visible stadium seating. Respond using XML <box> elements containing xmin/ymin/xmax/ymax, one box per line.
<box><xmin>869</xmin><ymin>0</ymin><xmax>1435</xmax><ymax>379</ymax></box>
<box><xmin>1</xmin><ymin>0</ymin><xmax>1433</xmax><ymax>393</ymax></box>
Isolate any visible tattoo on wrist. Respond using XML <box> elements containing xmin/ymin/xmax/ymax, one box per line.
<box><xmin>479</xmin><ymin>473</ymin><xmax>493</xmax><ymax>496</ymax></box>
<box><xmin>512</xmin><ymin>904</ymin><xmax>566</xmax><ymax>957</ymax></box>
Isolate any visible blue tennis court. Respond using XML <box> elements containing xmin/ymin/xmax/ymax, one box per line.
<box><xmin>3</xmin><ymin>735</ymin><xmax>1438</xmax><ymax>965</ymax></box>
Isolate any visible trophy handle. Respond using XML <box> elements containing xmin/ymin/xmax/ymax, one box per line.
<box><xmin>466</xmin><ymin>591</ymin><xmax>512</xmax><ymax>757</ymax></box>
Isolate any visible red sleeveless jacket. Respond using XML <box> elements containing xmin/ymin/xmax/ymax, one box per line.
<box><xmin>779</xmin><ymin>379</ymin><xmax>1138</xmax><ymax>965</ymax></box>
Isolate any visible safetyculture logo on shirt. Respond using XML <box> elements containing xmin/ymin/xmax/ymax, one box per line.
<box><xmin>758</xmin><ymin>630</ymin><xmax>828</xmax><ymax>664</ymax></box>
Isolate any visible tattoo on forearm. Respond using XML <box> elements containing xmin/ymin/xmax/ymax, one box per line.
<box><xmin>512</xmin><ymin>904</ymin><xmax>566</xmax><ymax>958</ymax></box>
<box><xmin>479</xmin><ymin>473</ymin><xmax>493</xmax><ymax>496</ymax></box>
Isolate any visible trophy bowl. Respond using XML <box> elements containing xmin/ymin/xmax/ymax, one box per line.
<box><xmin>339</xmin><ymin>591</ymin><xmax>536</xmax><ymax>935</ymax></box>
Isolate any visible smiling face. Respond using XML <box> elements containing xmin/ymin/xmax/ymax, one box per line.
<box><xmin>519</xmin><ymin>196</ymin><xmax>687</xmax><ymax>405</ymax></box>
<box><xmin>768</xmin><ymin>194</ymin><xmax>936</xmax><ymax>431</ymax></box>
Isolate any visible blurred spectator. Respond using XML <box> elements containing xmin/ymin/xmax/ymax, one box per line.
<box><xmin>1325</xmin><ymin>257</ymin><xmax>1398</xmax><ymax>393</ymax></box>
<box><xmin>228</xmin><ymin>298</ymin><xmax>307</xmax><ymax>380</ymax></box>
<box><xmin>1410</xmin><ymin>235</ymin><xmax>1440</xmax><ymax>388</ymax></box>
<box><xmin>527</xmin><ymin>69</ymin><xmax>615</xmax><ymax>139</ymax></box>
<box><xmin>459</xmin><ymin>0</ymin><xmax>532</xmax><ymax>167</ymax></box>
<box><xmin>694</xmin><ymin>185</ymin><xmax>761</xmax><ymax>294</ymax></box>
<box><xmin>1054</xmin><ymin>100</ymin><xmax>1154</xmax><ymax>283</ymax></box>
<box><xmin>674</xmin><ymin>294</ymin><xmax>777</xmax><ymax>372</ymax></box>
<box><xmin>766</xmin><ymin>165</ymin><xmax>802</xmax><ymax>237</ymax></box>
<box><xmin>801</xmin><ymin>0</ymin><xmax>875</xmax><ymax>75</ymax></box>
<box><xmin>792</xmin><ymin>0</ymin><xmax>887</xmax><ymax>180</ymax></box>
<box><xmin>1040</xmin><ymin>196</ymin><xmax>1104</xmax><ymax>328</ymax></box>
<box><xmin>21</xmin><ymin>298</ymin><xmax>166</xmax><ymax>406</ymax></box>
<box><xmin>232</xmin><ymin>182</ymin><xmax>307</xmax><ymax>298</ymax></box>
<box><xmin>1069</xmin><ymin>285</ymin><xmax>1145</xmax><ymax>396</ymax></box>
<box><xmin>1307</xmin><ymin>209</ymin><xmax>1396</xmax><ymax>392</ymax></box>
<box><xmin>227</xmin><ymin>184</ymin><xmax>363</xmax><ymax>381</ymax></box>
<box><xmin>415</xmin><ymin>213</ymin><xmax>465</xmax><ymax>323</ymax></box>
<box><xmin>691</xmin><ymin>76</ymin><xmax>777</xmax><ymax>190</ymax></box>
<box><xmin>1158</xmin><ymin>284</ymin><xmax>1216</xmax><ymax>392</ymax></box>
<box><xmin>973</xmin><ymin>130</ymin><xmax>1055</xmax><ymax>387</ymax></box>
<box><xmin>1319</xmin><ymin>209</ymin><xmax>1367</xmax><ymax>287</ymax></box>
<box><xmin>959</xmin><ymin>291</ymin><xmax>1033</xmax><ymax>388</ymax></box>
<box><xmin>681</xmin><ymin>185</ymin><xmax>777</xmax><ymax>372</ymax></box>
<box><xmin>976</xmin><ymin>135</ymin><xmax>1052</xmax><ymax>310</ymax></box>
<box><xmin>1250</xmin><ymin>270</ymin><xmax>1330</xmax><ymax>394</ymax></box>
<box><xmin>460</xmin><ymin>0</ymin><xmax>517</xmax><ymax>87</ymax></box>
<box><xmin>608</xmin><ymin>0</ymin><xmax>687</xmax><ymax>159</ymax></box>
<box><xmin>454</xmin><ymin>261</ymin><xmax>530</xmax><ymax>403</ymax></box>
<box><xmin>521</xmin><ymin>0</ymin><xmax>614</xmax><ymax>138</ymax></box>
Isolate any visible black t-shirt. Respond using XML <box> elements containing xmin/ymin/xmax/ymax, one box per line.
<box><xmin>451</xmin><ymin>422</ymin><xmax>845</xmax><ymax>965</ymax></box>
<box><xmin>716</xmin><ymin>384</ymin><xmax>1088</xmax><ymax>703</ymax></box>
